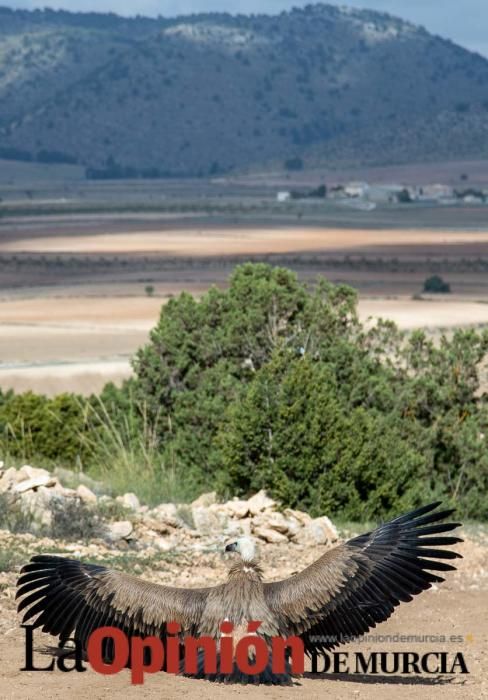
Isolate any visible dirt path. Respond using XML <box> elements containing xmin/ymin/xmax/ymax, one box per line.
<box><xmin>1</xmin><ymin>587</ymin><xmax>485</xmax><ymax>700</ymax></box>
<box><xmin>1</xmin><ymin>534</ymin><xmax>486</xmax><ymax>700</ymax></box>
<box><xmin>0</xmin><ymin>590</ymin><xmax>485</xmax><ymax>700</ymax></box>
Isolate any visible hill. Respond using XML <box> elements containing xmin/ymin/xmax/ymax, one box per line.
<box><xmin>1</xmin><ymin>4</ymin><xmax>488</xmax><ymax>176</ymax></box>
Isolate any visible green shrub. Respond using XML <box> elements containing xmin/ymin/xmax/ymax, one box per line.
<box><xmin>218</xmin><ymin>352</ymin><xmax>428</xmax><ymax>519</ymax></box>
<box><xmin>49</xmin><ymin>498</ymin><xmax>106</xmax><ymax>541</ymax></box>
<box><xmin>1</xmin><ymin>264</ymin><xmax>487</xmax><ymax>520</ymax></box>
<box><xmin>423</xmin><ymin>275</ymin><xmax>451</xmax><ymax>293</ymax></box>
<box><xmin>132</xmin><ymin>263</ymin><xmax>312</xmax><ymax>483</ymax></box>
<box><xmin>0</xmin><ymin>391</ymin><xmax>90</xmax><ymax>466</ymax></box>
<box><xmin>131</xmin><ymin>264</ymin><xmax>488</xmax><ymax>519</ymax></box>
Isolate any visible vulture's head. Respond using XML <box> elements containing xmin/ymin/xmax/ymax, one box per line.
<box><xmin>225</xmin><ymin>536</ymin><xmax>257</xmax><ymax>562</ymax></box>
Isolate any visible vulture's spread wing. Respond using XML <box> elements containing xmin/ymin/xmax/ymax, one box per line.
<box><xmin>16</xmin><ymin>555</ymin><xmax>214</xmax><ymax>652</ymax></box>
<box><xmin>263</xmin><ymin>502</ymin><xmax>462</xmax><ymax>653</ymax></box>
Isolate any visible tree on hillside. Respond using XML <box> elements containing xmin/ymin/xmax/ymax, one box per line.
<box><xmin>130</xmin><ymin>263</ymin><xmax>488</xmax><ymax>517</ymax></box>
<box><xmin>218</xmin><ymin>351</ymin><xmax>427</xmax><ymax>519</ymax></box>
<box><xmin>423</xmin><ymin>274</ymin><xmax>451</xmax><ymax>293</ymax></box>
<box><xmin>2</xmin><ymin>263</ymin><xmax>488</xmax><ymax>519</ymax></box>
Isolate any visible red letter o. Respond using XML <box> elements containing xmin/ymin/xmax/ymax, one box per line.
<box><xmin>235</xmin><ymin>636</ymin><xmax>268</xmax><ymax>676</ymax></box>
<box><xmin>87</xmin><ymin>626</ymin><xmax>129</xmax><ymax>675</ymax></box>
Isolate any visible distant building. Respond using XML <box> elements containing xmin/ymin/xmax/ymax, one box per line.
<box><xmin>462</xmin><ymin>194</ymin><xmax>484</xmax><ymax>204</ymax></box>
<box><xmin>455</xmin><ymin>187</ymin><xmax>486</xmax><ymax>204</ymax></box>
<box><xmin>328</xmin><ymin>185</ymin><xmax>346</xmax><ymax>199</ymax></box>
<box><xmin>368</xmin><ymin>184</ymin><xmax>412</xmax><ymax>203</ymax></box>
<box><xmin>419</xmin><ymin>184</ymin><xmax>454</xmax><ymax>200</ymax></box>
<box><xmin>276</xmin><ymin>191</ymin><xmax>291</xmax><ymax>202</ymax></box>
<box><xmin>343</xmin><ymin>181</ymin><xmax>370</xmax><ymax>198</ymax></box>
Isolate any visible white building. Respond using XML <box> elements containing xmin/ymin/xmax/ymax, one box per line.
<box><xmin>419</xmin><ymin>184</ymin><xmax>454</xmax><ymax>200</ymax></box>
<box><xmin>276</xmin><ymin>191</ymin><xmax>291</xmax><ymax>202</ymax></box>
<box><xmin>343</xmin><ymin>181</ymin><xmax>370</xmax><ymax>198</ymax></box>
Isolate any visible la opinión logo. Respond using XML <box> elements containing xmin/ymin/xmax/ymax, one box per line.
<box><xmin>21</xmin><ymin>621</ymin><xmax>305</xmax><ymax>684</ymax></box>
<box><xmin>21</xmin><ymin>622</ymin><xmax>470</xmax><ymax>684</ymax></box>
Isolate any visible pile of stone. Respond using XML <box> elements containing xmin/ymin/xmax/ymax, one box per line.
<box><xmin>0</xmin><ymin>463</ymin><xmax>338</xmax><ymax>549</ymax></box>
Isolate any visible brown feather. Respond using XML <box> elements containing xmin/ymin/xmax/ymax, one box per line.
<box><xmin>16</xmin><ymin>502</ymin><xmax>462</xmax><ymax>675</ymax></box>
<box><xmin>264</xmin><ymin>502</ymin><xmax>462</xmax><ymax>653</ymax></box>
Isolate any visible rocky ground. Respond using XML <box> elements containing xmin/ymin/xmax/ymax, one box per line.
<box><xmin>0</xmin><ymin>463</ymin><xmax>487</xmax><ymax>699</ymax></box>
<box><xmin>0</xmin><ymin>463</ymin><xmax>339</xmax><ymax>550</ymax></box>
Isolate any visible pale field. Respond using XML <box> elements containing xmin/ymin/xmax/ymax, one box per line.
<box><xmin>4</xmin><ymin>226</ymin><xmax>488</xmax><ymax>256</ymax></box>
<box><xmin>0</xmin><ymin>296</ymin><xmax>158</xmax><ymax>394</ymax></box>
<box><xmin>1</xmin><ymin>294</ymin><xmax>488</xmax><ymax>395</ymax></box>
<box><xmin>2</xmin><ymin>223</ymin><xmax>488</xmax><ymax>394</ymax></box>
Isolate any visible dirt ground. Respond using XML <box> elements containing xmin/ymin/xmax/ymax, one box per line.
<box><xmin>2</xmin><ymin>222</ymin><xmax>488</xmax><ymax>394</ymax></box>
<box><xmin>4</xmin><ymin>226</ymin><xmax>488</xmax><ymax>257</ymax></box>
<box><xmin>0</xmin><ymin>296</ymin><xmax>158</xmax><ymax>394</ymax></box>
<box><xmin>2</xmin><ymin>293</ymin><xmax>488</xmax><ymax>395</ymax></box>
<box><xmin>0</xmin><ymin>531</ymin><xmax>486</xmax><ymax>700</ymax></box>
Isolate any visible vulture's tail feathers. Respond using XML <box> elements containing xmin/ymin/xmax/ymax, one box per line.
<box><xmin>181</xmin><ymin>651</ymin><xmax>294</xmax><ymax>685</ymax></box>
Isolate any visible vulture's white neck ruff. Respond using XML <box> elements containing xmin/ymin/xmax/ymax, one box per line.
<box><xmin>235</xmin><ymin>536</ymin><xmax>257</xmax><ymax>563</ymax></box>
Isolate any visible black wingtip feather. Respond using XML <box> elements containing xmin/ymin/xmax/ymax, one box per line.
<box><xmin>391</xmin><ymin>501</ymin><xmax>442</xmax><ymax>522</ymax></box>
<box><xmin>299</xmin><ymin>502</ymin><xmax>462</xmax><ymax>655</ymax></box>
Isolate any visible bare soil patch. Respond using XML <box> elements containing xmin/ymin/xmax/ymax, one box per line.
<box><xmin>0</xmin><ymin>531</ymin><xmax>486</xmax><ymax>700</ymax></box>
<box><xmin>0</xmin><ymin>296</ymin><xmax>161</xmax><ymax>329</ymax></box>
<box><xmin>2</xmin><ymin>294</ymin><xmax>488</xmax><ymax>395</ymax></box>
<box><xmin>0</xmin><ymin>361</ymin><xmax>132</xmax><ymax>396</ymax></box>
<box><xmin>4</xmin><ymin>226</ymin><xmax>488</xmax><ymax>257</ymax></box>
<box><xmin>2</xmin><ymin>222</ymin><xmax>488</xmax><ymax>394</ymax></box>
<box><xmin>359</xmin><ymin>297</ymin><xmax>488</xmax><ymax>330</ymax></box>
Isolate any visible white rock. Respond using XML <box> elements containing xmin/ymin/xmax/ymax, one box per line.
<box><xmin>192</xmin><ymin>506</ymin><xmax>226</xmax><ymax>534</ymax></box>
<box><xmin>13</xmin><ymin>475</ymin><xmax>57</xmax><ymax>493</ymax></box>
<box><xmin>116</xmin><ymin>493</ymin><xmax>141</xmax><ymax>511</ymax></box>
<box><xmin>191</xmin><ymin>492</ymin><xmax>217</xmax><ymax>508</ymax></box>
<box><xmin>17</xmin><ymin>465</ymin><xmax>51</xmax><ymax>481</ymax></box>
<box><xmin>150</xmin><ymin>502</ymin><xmax>178</xmax><ymax>520</ymax></box>
<box><xmin>148</xmin><ymin>503</ymin><xmax>181</xmax><ymax>528</ymax></box>
<box><xmin>224</xmin><ymin>520</ymin><xmax>246</xmax><ymax>537</ymax></box>
<box><xmin>315</xmin><ymin>515</ymin><xmax>339</xmax><ymax>543</ymax></box>
<box><xmin>76</xmin><ymin>484</ymin><xmax>98</xmax><ymax>504</ymax></box>
<box><xmin>98</xmin><ymin>495</ymin><xmax>114</xmax><ymax>506</ymax></box>
<box><xmin>293</xmin><ymin>516</ymin><xmax>337</xmax><ymax>546</ymax></box>
<box><xmin>51</xmin><ymin>482</ymin><xmax>77</xmax><ymax>498</ymax></box>
<box><xmin>284</xmin><ymin>508</ymin><xmax>313</xmax><ymax>526</ymax></box>
<box><xmin>141</xmin><ymin>517</ymin><xmax>171</xmax><ymax>535</ymax></box>
<box><xmin>247</xmin><ymin>490</ymin><xmax>276</xmax><ymax>515</ymax></box>
<box><xmin>260</xmin><ymin>511</ymin><xmax>291</xmax><ymax>535</ymax></box>
<box><xmin>224</xmin><ymin>499</ymin><xmax>250</xmax><ymax>519</ymax></box>
<box><xmin>253</xmin><ymin>525</ymin><xmax>288</xmax><ymax>544</ymax></box>
<box><xmin>0</xmin><ymin>467</ymin><xmax>20</xmax><ymax>493</ymax></box>
<box><xmin>108</xmin><ymin>520</ymin><xmax>133</xmax><ymax>541</ymax></box>
<box><xmin>281</xmin><ymin>515</ymin><xmax>302</xmax><ymax>539</ymax></box>
<box><xmin>233</xmin><ymin>517</ymin><xmax>253</xmax><ymax>537</ymax></box>
<box><xmin>153</xmin><ymin>537</ymin><xmax>174</xmax><ymax>552</ymax></box>
<box><xmin>19</xmin><ymin>487</ymin><xmax>56</xmax><ymax>533</ymax></box>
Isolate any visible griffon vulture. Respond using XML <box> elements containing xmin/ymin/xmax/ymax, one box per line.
<box><xmin>16</xmin><ymin>501</ymin><xmax>462</xmax><ymax>683</ymax></box>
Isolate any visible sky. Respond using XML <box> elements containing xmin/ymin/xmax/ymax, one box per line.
<box><xmin>4</xmin><ymin>0</ymin><xmax>488</xmax><ymax>59</ymax></box>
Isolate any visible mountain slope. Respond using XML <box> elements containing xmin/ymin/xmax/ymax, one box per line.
<box><xmin>1</xmin><ymin>4</ymin><xmax>488</xmax><ymax>176</ymax></box>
